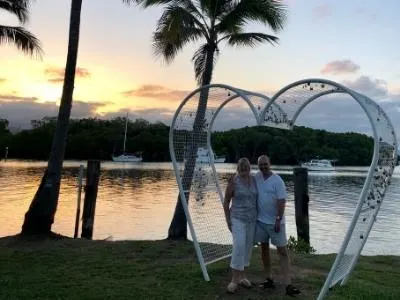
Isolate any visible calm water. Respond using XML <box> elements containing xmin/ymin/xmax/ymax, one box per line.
<box><xmin>0</xmin><ymin>160</ymin><xmax>399</xmax><ymax>255</ymax></box>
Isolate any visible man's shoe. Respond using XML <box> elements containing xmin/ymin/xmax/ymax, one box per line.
<box><xmin>286</xmin><ymin>284</ymin><xmax>301</xmax><ymax>296</ymax></box>
<box><xmin>259</xmin><ymin>278</ymin><xmax>276</xmax><ymax>289</ymax></box>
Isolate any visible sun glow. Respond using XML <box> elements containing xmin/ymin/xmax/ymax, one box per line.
<box><xmin>37</xmin><ymin>84</ymin><xmax>62</xmax><ymax>103</ymax></box>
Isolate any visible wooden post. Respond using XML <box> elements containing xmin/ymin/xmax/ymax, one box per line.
<box><xmin>81</xmin><ymin>160</ymin><xmax>101</xmax><ymax>239</ymax></box>
<box><xmin>73</xmin><ymin>165</ymin><xmax>84</xmax><ymax>238</ymax></box>
<box><xmin>293</xmin><ymin>167</ymin><xmax>310</xmax><ymax>245</ymax></box>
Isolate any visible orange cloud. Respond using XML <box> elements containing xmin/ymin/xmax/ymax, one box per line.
<box><xmin>121</xmin><ymin>84</ymin><xmax>189</xmax><ymax>102</ymax></box>
<box><xmin>0</xmin><ymin>94</ymin><xmax>38</xmax><ymax>102</ymax></box>
<box><xmin>44</xmin><ymin>66</ymin><xmax>91</xmax><ymax>84</ymax></box>
<box><xmin>47</xmin><ymin>78</ymin><xmax>64</xmax><ymax>83</ymax></box>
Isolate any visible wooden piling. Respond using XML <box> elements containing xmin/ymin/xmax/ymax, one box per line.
<box><xmin>81</xmin><ymin>160</ymin><xmax>101</xmax><ymax>239</ymax></box>
<box><xmin>73</xmin><ymin>165</ymin><xmax>84</xmax><ymax>238</ymax></box>
<box><xmin>293</xmin><ymin>167</ymin><xmax>310</xmax><ymax>245</ymax></box>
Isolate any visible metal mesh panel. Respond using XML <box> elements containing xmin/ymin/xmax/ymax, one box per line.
<box><xmin>262</xmin><ymin>80</ymin><xmax>400</xmax><ymax>300</ymax></box>
<box><xmin>327</xmin><ymin>92</ymin><xmax>397</xmax><ymax>287</ymax></box>
<box><xmin>261</xmin><ymin>81</ymin><xmax>341</xmax><ymax>129</ymax></box>
<box><xmin>170</xmin><ymin>80</ymin><xmax>397</xmax><ymax>290</ymax></box>
<box><xmin>170</xmin><ymin>85</ymin><xmax>259</xmax><ymax>272</ymax></box>
<box><xmin>243</xmin><ymin>92</ymin><xmax>271</xmax><ymax>123</ymax></box>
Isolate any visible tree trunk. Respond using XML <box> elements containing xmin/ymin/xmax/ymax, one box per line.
<box><xmin>167</xmin><ymin>45</ymin><xmax>215</xmax><ymax>240</ymax></box>
<box><xmin>21</xmin><ymin>0</ymin><xmax>83</xmax><ymax>235</ymax></box>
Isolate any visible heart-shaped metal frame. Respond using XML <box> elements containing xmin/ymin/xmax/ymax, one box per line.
<box><xmin>169</xmin><ymin>78</ymin><xmax>397</xmax><ymax>299</ymax></box>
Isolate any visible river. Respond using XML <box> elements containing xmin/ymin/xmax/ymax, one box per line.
<box><xmin>0</xmin><ymin>160</ymin><xmax>399</xmax><ymax>255</ymax></box>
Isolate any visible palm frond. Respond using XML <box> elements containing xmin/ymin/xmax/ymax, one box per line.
<box><xmin>224</xmin><ymin>32</ymin><xmax>278</xmax><ymax>47</ymax></box>
<box><xmin>153</xmin><ymin>4</ymin><xmax>205</xmax><ymax>63</ymax></box>
<box><xmin>0</xmin><ymin>0</ymin><xmax>30</xmax><ymax>23</ymax></box>
<box><xmin>198</xmin><ymin>0</ymin><xmax>232</xmax><ymax>23</ymax></box>
<box><xmin>126</xmin><ymin>0</ymin><xmax>209</xmax><ymax>31</ymax></box>
<box><xmin>0</xmin><ymin>25</ymin><xmax>43</xmax><ymax>57</ymax></box>
<box><xmin>216</xmin><ymin>0</ymin><xmax>287</xmax><ymax>35</ymax></box>
<box><xmin>192</xmin><ymin>43</ymin><xmax>217</xmax><ymax>85</ymax></box>
<box><xmin>123</xmin><ymin>0</ymin><xmax>188</xmax><ymax>7</ymax></box>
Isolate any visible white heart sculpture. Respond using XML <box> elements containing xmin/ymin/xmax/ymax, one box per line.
<box><xmin>169</xmin><ymin>78</ymin><xmax>397</xmax><ymax>299</ymax></box>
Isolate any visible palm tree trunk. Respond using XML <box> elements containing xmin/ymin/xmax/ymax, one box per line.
<box><xmin>167</xmin><ymin>45</ymin><xmax>215</xmax><ymax>240</ymax></box>
<box><xmin>21</xmin><ymin>0</ymin><xmax>83</xmax><ymax>235</ymax></box>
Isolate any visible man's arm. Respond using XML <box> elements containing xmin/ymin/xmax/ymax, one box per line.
<box><xmin>276</xmin><ymin>199</ymin><xmax>286</xmax><ymax>220</ymax></box>
<box><xmin>274</xmin><ymin>176</ymin><xmax>287</xmax><ymax>232</ymax></box>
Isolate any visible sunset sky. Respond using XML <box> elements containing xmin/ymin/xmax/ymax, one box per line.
<box><xmin>0</xmin><ymin>0</ymin><xmax>399</xmax><ymax>138</ymax></box>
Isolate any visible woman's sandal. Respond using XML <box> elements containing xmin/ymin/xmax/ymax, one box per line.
<box><xmin>227</xmin><ymin>282</ymin><xmax>238</xmax><ymax>293</ymax></box>
<box><xmin>240</xmin><ymin>278</ymin><xmax>252</xmax><ymax>289</ymax></box>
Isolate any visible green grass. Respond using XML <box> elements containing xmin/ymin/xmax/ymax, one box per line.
<box><xmin>0</xmin><ymin>236</ymin><xmax>399</xmax><ymax>299</ymax></box>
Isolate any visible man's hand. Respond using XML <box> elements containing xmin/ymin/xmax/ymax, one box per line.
<box><xmin>274</xmin><ymin>219</ymin><xmax>281</xmax><ymax>233</ymax></box>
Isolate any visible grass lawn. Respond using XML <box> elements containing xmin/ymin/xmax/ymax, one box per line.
<box><xmin>0</xmin><ymin>236</ymin><xmax>399</xmax><ymax>299</ymax></box>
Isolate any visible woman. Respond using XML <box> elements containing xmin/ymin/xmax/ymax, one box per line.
<box><xmin>223</xmin><ymin>157</ymin><xmax>257</xmax><ymax>293</ymax></box>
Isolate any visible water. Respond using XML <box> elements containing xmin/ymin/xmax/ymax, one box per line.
<box><xmin>0</xmin><ymin>160</ymin><xmax>399</xmax><ymax>256</ymax></box>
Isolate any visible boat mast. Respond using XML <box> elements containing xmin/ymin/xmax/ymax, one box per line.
<box><xmin>123</xmin><ymin>112</ymin><xmax>128</xmax><ymax>154</ymax></box>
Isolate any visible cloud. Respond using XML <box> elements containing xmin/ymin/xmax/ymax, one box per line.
<box><xmin>100</xmin><ymin>108</ymin><xmax>175</xmax><ymax>125</ymax></box>
<box><xmin>121</xmin><ymin>84</ymin><xmax>189</xmax><ymax>102</ymax></box>
<box><xmin>47</xmin><ymin>78</ymin><xmax>64</xmax><ymax>83</ymax></box>
<box><xmin>0</xmin><ymin>94</ymin><xmax>38</xmax><ymax>102</ymax></box>
<box><xmin>312</xmin><ymin>4</ymin><xmax>332</xmax><ymax>21</ymax></box>
<box><xmin>321</xmin><ymin>60</ymin><xmax>360</xmax><ymax>75</ymax></box>
<box><xmin>2</xmin><ymin>77</ymin><xmax>400</xmax><ymax>143</ymax></box>
<box><xmin>0</xmin><ymin>96</ymin><xmax>105</xmax><ymax>130</ymax></box>
<box><xmin>44</xmin><ymin>66</ymin><xmax>91</xmax><ymax>84</ymax></box>
<box><xmin>342</xmin><ymin>76</ymin><xmax>388</xmax><ymax>98</ymax></box>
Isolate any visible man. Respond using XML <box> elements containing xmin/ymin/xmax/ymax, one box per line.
<box><xmin>254</xmin><ymin>155</ymin><xmax>300</xmax><ymax>296</ymax></box>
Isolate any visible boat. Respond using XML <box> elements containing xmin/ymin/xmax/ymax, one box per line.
<box><xmin>187</xmin><ymin>147</ymin><xmax>226</xmax><ymax>164</ymax></box>
<box><xmin>301</xmin><ymin>159</ymin><xmax>335</xmax><ymax>171</ymax></box>
<box><xmin>214</xmin><ymin>155</ymin><xmax>226</xmax><ymax>163</ymax></box>
<box><xmin>112</xmin><ymin>154</ymin><xmax>142</xmax><ymax>162</ymax></box>
<box><xmin>112</xmin><ymin>113</ymin><xmax>142</xmax><ymax>163</ymax></box>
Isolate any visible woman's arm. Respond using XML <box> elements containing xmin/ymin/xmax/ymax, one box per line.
<box><xmin>223</xmin><ymin>175</ymin><xmax>235</xmax><ymax>231</ymax></box>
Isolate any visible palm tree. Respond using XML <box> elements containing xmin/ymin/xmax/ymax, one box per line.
<box><xmin>21</xmin><ymin>0</ymin><xmax>83</xmax><ymax>235</ymax></box>
<box><xmin>0</xmin><ymin>0</ymin><xmax>42</xmax><ymax>56</ymax></box>
<box><xmin>125</xmin><ymin>0</ymin><xmax>287</xmax><ymax>240</ymax></box>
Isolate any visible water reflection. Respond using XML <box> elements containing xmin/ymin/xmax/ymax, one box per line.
<box><xmin>0</xmin><ymin>160</ymin><xmax>399</xmax><ymax>255</ymax></box>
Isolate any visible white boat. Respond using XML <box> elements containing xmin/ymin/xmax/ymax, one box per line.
<box><xmin>190</xmin><ymin>147</ymin><xmax>226</xmax><ymax>164</ymax></box>
<box><xmin>301</xmin><ymin>159</ymin><xmax>335</xmax><ymax>171</ymax></box>
<box><xmin>112</xmin><ymin>154</ymin><xmax>142</xmax><ymax>162</ymax></box>
<box><xmin>214</xmin><ymin>156</ymin><xmax>226</xmax><ymax>163</ymax></box>
<box><xmin>112</xmin><ymin>113</ymin><xmax>142</xmax><ymax>163</ymax></box>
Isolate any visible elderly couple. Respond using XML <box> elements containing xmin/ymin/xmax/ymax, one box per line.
<box><xmin>223</xmin><ymin>155</ymin><xmax>301</xmax><ymax>296</ymax></box>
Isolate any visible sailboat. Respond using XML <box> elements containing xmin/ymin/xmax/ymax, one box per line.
<box><xmin>112</xmin><ymin>113</ymin><xmax>143</xmax><ymax>162</ymax></box>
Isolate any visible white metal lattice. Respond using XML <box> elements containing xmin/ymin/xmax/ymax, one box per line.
<box><xmin>169</xmin><ymin>84</ymin><xmax>260</xmax><ymax>280</ymax></box>
<box><xmin>169</xmin><ymin>79</ymin><xmax>397</xmax><ymax>298</ymax></box>
<box><xmin>258</xmin><ymin>79</ymin><xmax>397</xmax><ymax>300</ymax></box>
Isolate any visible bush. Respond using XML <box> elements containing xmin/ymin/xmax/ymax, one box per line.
<box><xmin>287</xmin><ymin>235</ymin><xmax>316</xmax><ymax>254</ymax></box>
